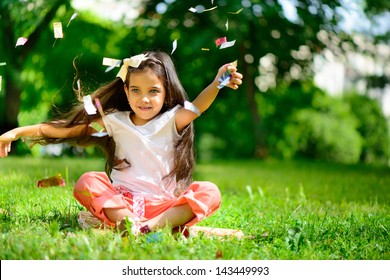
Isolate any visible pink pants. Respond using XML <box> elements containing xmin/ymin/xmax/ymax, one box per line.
<box><xmin>73</xmin><ymin>172</ymin><xmax>221</xmax><ymax>227</ymax></box>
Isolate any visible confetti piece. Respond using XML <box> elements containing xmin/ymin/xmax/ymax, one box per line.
<box><xmin>184</xmin><ymin>101</ymin><xmax>201</xmax><ymax>116</ymax></box>
<box><xmin>38</xmin><ymin>174</ymin><xmax>65</xmax><ymax>188</ymax></box>
<box><xmin>66</xmin><ymin>12</ymin><xmax>78</xmax><ymax>28</ymax></box>
<box><xmin>127</xmin><ymin>53</ymin><xmax>148</xmax><ymax>68</ymax></box>
<box><xmin>103</xmin><ymin>57</ymin><xmax>121</xmax><ymax>73</ymax></box>
<box><xmin>215</xmin><ymin>37</ymin><xmax>227</xmax><ymax>47</ymax></box>
<box><xmin>0</xmin><ymin>76</ymin><xmax>2</xmax><ymax>92</ymax></box>
<box><xmin>15</xmin><ymin>37</ymin><xmax>28</xmax><ymax>47</ymax></box>
<box><xmin>76</xmin><ymin>79</ymin><xmax>82</xmax><ymax>101</ymax></box>
<box><xmin>232</xmin><ymin>60</ymin><xmax>238</xmax><ymax>67</ymax></box>
<box><xmin>89</xmin><ymin>122</ymin><xmax>105</xmax><ymax>132</ymax></box>
<box><xmin>53</xmin><ymin>22</ymin><xmax>63</xmax><ymax>38</ymax></box>
<box><xmin>102</xmin><ymin>57</ymin><xmax>121</xmax><ymax>67</ymax></box>
<box><xmin>189</xmin><ymin>6</ymin><xmax>217</xmax><ymax>13</ymax></box>
<box><xmin>228</xmin><ymin>8</ymin><xmax>244</xmax><ymax>14</ymax></box>
<box><xmin>95</xmin><ymin>98</ymin><xmax>105</xmax><ymax>116</ymax></box>
<box><xmin>91</xmin><ymin>132</ymin><xmax>108</xmax><ymax>137</ymax></box>
<box><xmin>203</xmin><ymin>6</ymin><xmax>217</xmax><ymax>12</ymax></box>
<box><xmin>83</xmin><ymin>95</ymin><xmax>97</xmax><ymax>115</ymax></box>
<box><xmin>220</xmin><ymin>39</ymin><xmax>236</xmax><ymax>49</ymax></box>
<box><xmin>201</xmin><ymin>48</ymin><xmax>210</xmax><ymax>51</ymax></box>
<box><xmin>0</xmin><ymin>62</ymin><xmax>6</xmax><ymax>66</ymax></box>
<box><xmin>225</xmin><ymin>19</ymin><xmax>229</xmax><ymax>31</ymax></box>
<box><xmin>171</xmin><ymin>39</ymin><xmax>177</xmax><ymax>55</ymax></box>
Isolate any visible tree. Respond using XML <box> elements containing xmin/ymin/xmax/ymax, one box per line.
<box><xmin>126</xmin><ymin>0</ymin><xmax>351</xmax><ymax>157</ymax></box>
<box><xmin>0</xmin><ymin>0</ymin><xmax>71</xmax><ymax>133</ymax></box>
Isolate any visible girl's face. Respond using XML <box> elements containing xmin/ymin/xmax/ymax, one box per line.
<box><xmin>124</xmin><ymin>68</ymin><xmax>166</xmax><ymax>126</ymax></box>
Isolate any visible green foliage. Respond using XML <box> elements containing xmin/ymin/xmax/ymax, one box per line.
<box><xmin>0</xmin><ymin>157</ymin><xmax>389</xmax><ymax>259</ymax></box>
<box><xmin>344</xmin><ymin>93</ymin><xmax>390</xmax><ymax>163</ymax></box>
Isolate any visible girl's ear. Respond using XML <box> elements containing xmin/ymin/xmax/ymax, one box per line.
<box><xmin>124</xmin><ymin>84</ymin><xmax>129</xmax><ymax>99</ymax></box>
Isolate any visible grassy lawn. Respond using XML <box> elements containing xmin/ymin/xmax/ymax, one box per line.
<box><xmin>0</xmin><ymin>157</ymin><xmax>389</xmax><ymax>260</ymax></box>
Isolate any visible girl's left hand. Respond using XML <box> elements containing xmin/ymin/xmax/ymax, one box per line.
<box><xmin>215</xmin><ymin>62</ymin><xmax>243</xmax><ymax>90</ymax></box>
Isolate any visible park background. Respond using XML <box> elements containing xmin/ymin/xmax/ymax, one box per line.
<box><xmin>0</xmin><ymin>0</ymin><xmax>389</xmax><ymax>260</ymax></box>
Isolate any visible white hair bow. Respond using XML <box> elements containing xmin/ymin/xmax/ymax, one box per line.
<box><xmin>116</xmin><ymin>53</ymin><xmax>149</xmax><ymax>83</ymax></box>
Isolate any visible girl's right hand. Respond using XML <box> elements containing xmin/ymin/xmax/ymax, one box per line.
<box><xmin>0</xmin><ymin>133</ymin><xmax>18</xmax><ymax>158</ymax></box>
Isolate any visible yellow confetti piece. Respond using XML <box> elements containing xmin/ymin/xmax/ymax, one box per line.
<box><xmin>228</xmin><ymin>8</ymin><xmax>244</xmax><ymax>14</ymax></box>
<box><xmin>89</xmin><ymin>122</ymin><xmax>104</xmax><ymax>132</ymax></box>
<box><xmin>201</xmin><ymin>48</ymin><xmax>210</xmax><ymax>51</ymax></box>
<box><xmin>53</xmin><ymin>22</ymin><xmax>63</xmax><ymax>38</ymax></box>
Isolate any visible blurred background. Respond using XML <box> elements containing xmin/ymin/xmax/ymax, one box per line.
<box><xmin>0</xmin><ymin>0</ymin><xmax>389</xmax><ymax>164</ymax></box>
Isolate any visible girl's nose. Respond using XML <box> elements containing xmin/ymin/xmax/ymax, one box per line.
<box><xmin>141</xmin><ymin>95</ymin><xmax>150</xmax><ymax>102</ymax></box>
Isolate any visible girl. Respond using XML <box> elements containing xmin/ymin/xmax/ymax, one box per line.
<box><xmin>0</xmin><ymin>51</ymin><xmax>243</xmax><ymax>235</ymax></box>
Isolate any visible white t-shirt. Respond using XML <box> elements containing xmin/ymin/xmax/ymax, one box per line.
<box><xmin>103</xmin><ymin>105</ymin><xmax>181</xmax><ymax>200</ymax></box>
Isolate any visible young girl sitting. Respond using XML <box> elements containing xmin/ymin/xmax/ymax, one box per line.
<box><xmin>0</xmin><ymin>51</ymin><xmax>243</xmax><ymax>235</ymax></box>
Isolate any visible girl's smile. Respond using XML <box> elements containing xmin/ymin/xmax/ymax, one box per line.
<box><xmin>124</xmin><ymin>68</ymin><xmax>166</xmax><ymax>126</ymax></box>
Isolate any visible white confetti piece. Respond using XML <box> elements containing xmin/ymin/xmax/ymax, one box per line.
<box><xmin>53</xmin><ymin>22</ymin><xmax>63</xmax><ymax>38</ymax></box>
<box><xmin>102</xmin><ymin>57</ymin><xmax>121</xmax><ymax>67</ymax></box>
<box><xmin>66</xmin><ymin>13</ymin><xmax>78</xmax><ymax>28</ymax></box>
<box><xmin>171</xmin><ymin>39</ymin><xmax>177</xmax><ymax>54</ymax></box>
<box><xmin>0</xmin><ymin>76</ymin><xmax>2</xmax><ymax>92</ymax></box>
<box><xmin>103</xmin><ymin>57</ymin><xmax>121</xmax><ymax>73</ymax></box>
<box><xmin>15</xmin><ymin>37</ymin><xmax>28</xmax><ymax>47</ymax></box>
<box><xmin>225</xmin><ymin>19</ymin><xmax>229</xmax><ymax>31</ymax></box>
<box><xmin>189</xmin><ymin>7</ymin><xmax>197</xmax><ymax>13</ymax></box>
<box><xmin>83</xmin><ymin>95</ymin><xmax>97</xmax><ymax>115</ymax></box>
<box><xmin>0</xmin><ymin>62</ymin><xmax>6</xmax><ymax>66</ymax></box>
<box><xmin>220</xmin><ymin>39</ymin><xmax>236</xmax><ymax>49</ymax></box>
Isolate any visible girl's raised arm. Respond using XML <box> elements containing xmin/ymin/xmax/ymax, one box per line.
<box><xmin>175</xmin><ymin>62</ymin><xmax>243</xmax><ymax>132</ymax></box>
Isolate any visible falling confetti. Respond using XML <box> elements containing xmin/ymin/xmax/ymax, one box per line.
<box><xmin>225</xmin><ymin>19</ymin><xmax>229</xmax><ymax>31</ymax></box>
<box><xmin>15</xmin><ymin>37</ymin><xmax>28</xmax><ymax>47</ymax></box>
<box><xmin>171</xmin><ymin>39</ymin><xmax>177</xmax><ymax>55</ymax></box>
<box><xmin>83</xmin><ymin>95</ymin><xmax>97</xmax><ymax>115</ymax></box>
<box><xmin>0</xmin><ymin>62</ymin><xmax>6</xmax><ymax>66</ymax></box>
<box><xmin>75</xmin><ymin>79</ymin><xmax>83</xmax><ymax>102</ymax></box>
<box><xmin>201</xmin><ymin>48</ymin><xmax>210</xmax><ymax>51</ymax></box>
<box><xmin>189</xmin><ymin>6</ymin><xmax>217</xmax><ymax>13</ymax></box>
<box><xmin>220</xmin><ymin>39</ymin><xmax>236</xmax><ymax>49</ymax></box>
<box><xmin>215</xmin><ymin>37</ymin><xmax>227</xmax><ymax>47</ymax></box>
<box><xmin>0</xmin><ymin>76</ymin><xmax>2</xmax><ymax>92</ymax></box>
<box><xmin>102</xmin><ymin>57</ymin><xmax>121</xmax><ymax>67</ymax></box>
<box><xmin>228</xmin><ymin>8</ymin><xmax>244</xmax><ymax>14</ymax></box>
<box><xmin>53</xmin><ymin>22</ymin><xmax>63</xmax><ymax>38</ymax></box>
<box><xmin>203</xmin><ymin>6</ymin><xmax>217</xmax><ymax>12</ymax></box>
<box><xmin>95</xmin><ymin>98</ymin><xmax>105</xmax><ymax>116</ymax></box>
<box><xmin>103</xmin><ymin>57</ymin><xmax>121</xmax><ymax>73</ymax></box>
<box><xmin>66</xmin><ymin>12</ymin><xmax>78</xmax><ymax>28</ymax></box>
<box><xmin>89</xmin><ymin>122</ymin><xmax>108</xmax><ymax>137</ymax></box>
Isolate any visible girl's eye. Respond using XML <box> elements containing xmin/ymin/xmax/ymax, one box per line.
<box><xmin>150</xmin><ymin>89</ymin><xmax>159</xmax><ymax>94</ymax></box>
<box><xmin>131</xmin><ymin>89</ymin><xmax>140</xmax><ymax>94</ymax></box>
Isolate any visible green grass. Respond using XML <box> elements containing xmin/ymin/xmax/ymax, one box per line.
<box><xmin>0</xmin><ymin>157</ymin><xmax>389</xmax><ymax>260</ymax></box>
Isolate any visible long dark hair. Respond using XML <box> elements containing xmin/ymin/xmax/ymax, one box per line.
<box><xmin>31</xmin><ymin>51</ymin><xmax>195</xmax><ymax>195</ymax></box>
